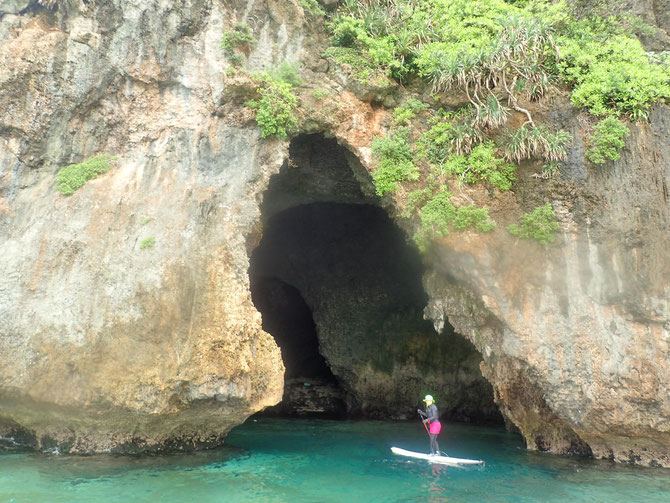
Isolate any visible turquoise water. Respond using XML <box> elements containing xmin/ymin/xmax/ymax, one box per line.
<box><xmin>2</xmin><ymin>419</ymin><xmax>669</xmax><ymax>502</ymax></box>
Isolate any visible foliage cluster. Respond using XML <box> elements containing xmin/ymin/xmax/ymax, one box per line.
<box><xmin>246</xmin><ymin>64</ymin><xmax>301</xmax><ymax>138</ymax></box>
<box><xmin>418</xmin><ymin>108</ymin><xmax>485</xmax><ymax>159</ymax></box>
<box><xmin>329</xmin><ymin>0</ymin><xmax>558</xmax><ymax>121</ymax></box>
<box><xmin>392</xmin><ymin>99</ymin><xmax>429</xmax><ymax>125</ymax></box>
<box><xmin>507</xmin><ymin>203</ymin><xmax>559</xmax><ymax>245</ymax></box>
<box><xmin>554</xmin><ymin>23</ymin><xmax>670</xmax><ymax>120</ymax></box>
<box><xmin>300</xmin><ymin>0</ymin><xmax>326</xmax><ymax>17</ymax></box>
<box><xmin>412</xmin><ymin>190</ymin><xmax>495</xmax><ymax>252</ymax></box>
<box><xmin>140</xmin><ymin>237</ymin><xmax>156</xmax><ymax>249</ymax></box>
<box><xmin>322</xmin><ymin>46</ymin><xmax>381</xmax><ymax>83</ymax></box>
<box><xmin>502</xmin><ymin>125</ymin><xmax>572</xmax><ymax>163</ymax></box>
<box><xmin>55</xmin><ymin>155</ymin><xmax>116</xmax><ymax>195</ymax></box>
<box><xmin>221</xmin><ymin>23</ymin><xmax>255</xmax><ymax>65</ymax></box>
<box><xmin>312</xmin><ymin>88</ymin><xmax>330</xmax><ymax>100</ymax></box>
<box><xmin>328</xmin><ymin>0</ymin><xmax>670</xmax><ymax>120</ymax></box>
<box><xmin>371</xmin><ymin>128</ymin><xmax>417</xmax><ymax>195</ymax></box>
<box><xmin>586</xmin><ymin>116</ymin><xmax>630</xmax><ymax>164</ymax></box>
<box><xmin>438</xmin><ymin>142</ymin><xmax>516</xmax><ymax>191</ymax></box>
<box><xmin>322</xmin><ymin>1</ymin><xmax>670</xmax><ymax>250</ymax></box>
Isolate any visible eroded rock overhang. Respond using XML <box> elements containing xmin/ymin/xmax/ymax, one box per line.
<box><xmin>247</xmin><ymin>134</ymin><xmax>501</xmax><ymax>422</ymax></box>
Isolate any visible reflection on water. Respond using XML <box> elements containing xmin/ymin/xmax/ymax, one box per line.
<box><xmin>1</xmin><ymin>419</ymin><xmax>669</xmax><ymax>503</ymax></box>
<box><xmin>424</xmin><ymin>464</ymin><xmax>451</xmax><ymax>502</ymax></box>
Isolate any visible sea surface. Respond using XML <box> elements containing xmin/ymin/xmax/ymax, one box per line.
<box><xmin>2</xmin><ymin>418</ymin><xmax>669</xmax><ymax>502</ymax></box>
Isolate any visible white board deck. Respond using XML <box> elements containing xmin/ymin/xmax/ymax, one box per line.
<box><xmin>391</xmin><ymin>447</ymin><xmax>484</xmax><ymax>466</ymax></box>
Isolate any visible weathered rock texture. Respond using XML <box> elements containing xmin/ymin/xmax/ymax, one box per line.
<box><xmin>423</xmin><ymin>104</ymin><xmax>670</xmax><ymax>465</ymax></box>
<box><xmin>0</xmin><ymin>0</ymin><xmax>295</xmax><ymax>452</ymax></box>
<box><xmin>0</xmin><ymin>0</ymin><xmax>669</xmax><ymax>467</ymax></box>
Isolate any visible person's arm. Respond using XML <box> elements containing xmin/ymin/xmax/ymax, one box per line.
<box><xmin>424</xmin><ymin>404</ymin><xmax>438</xmax><ymax>422</ymax></box>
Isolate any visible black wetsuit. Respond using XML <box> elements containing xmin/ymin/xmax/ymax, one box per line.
<box><xmin>419</xmin><ymin>404</ymin><xmax>440</xmax><ymax>454</ymax></box>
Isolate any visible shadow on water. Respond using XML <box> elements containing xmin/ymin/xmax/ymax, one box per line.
<box><xmin>1</xmin><ymin>445</ymin><xmax>246</xmax><ymax>482</ymax></box>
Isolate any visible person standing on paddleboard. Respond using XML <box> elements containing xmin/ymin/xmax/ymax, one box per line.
<box><xmin>418</xmin><ymin>394</ymin><xmax>441</xmax><ymax>455</ymax></box>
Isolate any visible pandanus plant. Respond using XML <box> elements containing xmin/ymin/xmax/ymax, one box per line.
<box><xmin>37</xmin><ymin>0</ymin><xmax>63</xmax><ymax>8</ymax></box>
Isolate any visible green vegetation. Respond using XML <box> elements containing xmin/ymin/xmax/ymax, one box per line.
<box><xmin>221</xmin><ymin>23</ymin><xmax>255</xmax><ymax>65</ymax></box>
<box><xmin>586</xmin><ymin>116</ymin><xmax>630</xmax><ymax>164</ymax></box>
<box><xmin>323</xmin><ymin>0</ymin><xmax>668</xmax><ymax>251</ymax></box>
<box><xmin>403</xmin><ymin>187</ymin><xmax>434</xmax><ymax>217</ymax></box>
<box><xmin>392</xmin><ymin>99</ymin><xmax>429</xmax><ymax>125</ymax></box>
<box><xmin>327</xmin><ymin>1</ymin><xmax>670</xmax><ymax>120</ymax></box>
<box><xmin>503</xmin><ymin>126</ymin><xmax>572</xmax><ymax>163</ymax></box>
<box><xmin>140</xmin><ymin>237</ymin><xmax>156</xmax><ymax>249</ymax></box>
<box><xmin>322</xmin><ymin>46</ymin><xmax>380</xmax><ymax>83</ymax></box>
<box><xmin>268</xmin><ymin>62</ymin><xmax>303</xmax><ymax>87</ymax></box>
<box><xmin>371</xmin><ymin>128</ymin><xmax>417</xmax><ymax>196</ymax></box>
<box><xmin>418</xmin><ymin>108</ymin><xmax>485</xmax><ymax>159</ymax></box>
<box><xmin>55</xmin><ymin>155</ymin><xmax>116</xmax><ymax>195</ymax></box>
<box><xmin>438</xmin><ymin>142</ymin><xmax>516</xmax><ymax>191</ymax></box>
<box><xmin>300</xmin><ymin>0</ymin><xmax>326</xmax><ymax>17</ymax></box>
<box><xmin>507</xmin><ymin>203</ymin><xmax>560</xmax><ymax>245</ymax></box>
<box><xmin>554</xmin><ymin>21</ymin><xmax>670</xmax><ymax>120</ymax></box>
<box><xmin>413</xmin><ymin>190</ymin><xmax>495</xmax><ymax>252</ymax></box>
<box><xmin>246</xmin><ymin>65</ymin><xmax>301</xmax><ymax>138</ymax></box>
<box><xmin>312</xmin><ymin>89</ymin><xmax>330</xmax><ymax>100</ymax></box>
<box><xmin>329</xmin><ymin>0</ymin><xmax>558</xmax><ymax>109</ymax></box>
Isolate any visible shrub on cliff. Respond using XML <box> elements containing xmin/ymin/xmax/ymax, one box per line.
<box><xmin>413</xmin><ymin>190</ymin><xmax>495</xmax><ymax>252</ymax></box>
<box><xmin>300</xmin><ymin>0</ymin><xmax>326</xmax><ymax>17</ymax></box>
<box><xmin>221</xmin><ymin>23</ymin><xmax>255</xmax><ymax>65</ymax></box>
<box><xmin>329</xmin><ymin>0</ymin><xmax>557</xmax><ymax>118</ymax></box>
<box><xmin>586</xmin><ymin>116</ymin><xmax>630</xmax><ymax>164</ymax></box>
<box><xmin>555</xmin><ymin>26</ymin><xmax>670</xmax><ymax>120</ymax></box>
<box><xmin>55</xmin><ymin>155</ymin><xmax>116</xmax><ymax>196</ymax></box>
<box><xmin>417</xmin><ymin>108</ymin><xmax>485</xmax><ymax>159</ymax></box>
<box><xmin>502</xmin><ymin>125</ymin><xmax>572</xmax><ymax>164</ymax></box>
<box><xmin>507</xmin><ymin>203</ymin><xmax>559</xmax><ymax>245</ymax></box>
<box><xmin>246</xmin><ymin>66</ymin><xmax>300</xmax><ymax>139</ymax></box>
<box><xmin>371</xmin><ymin>128</ymin><xmax>417</xmax><ymax>196</ymax></box>
<box><xmin>140</xmin><ymin>237</ymin><xmax>156</xmax><ymax>249</ymax></box>
<box><xmin>439</xmin><ymin>142</ymin><xmax>516</xmax><ymax>192</ymax></box>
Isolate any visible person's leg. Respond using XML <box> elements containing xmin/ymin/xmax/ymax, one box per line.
<box><xmin>429</xmin><ymin>434</ymin><xmax>439</xmax><ymax>454</ymax></box>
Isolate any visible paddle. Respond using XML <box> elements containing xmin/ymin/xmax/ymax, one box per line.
<box><xmin>417</xmin><ymin>408</ymin><xmax>430</xmax><ymax>434</ymax></box>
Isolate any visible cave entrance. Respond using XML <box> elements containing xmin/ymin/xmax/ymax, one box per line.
<box><xmin>248</xmin><ymin>134</ymin><xmax>502</xmax><ymax>423</ymax></box>
<box><xmin>250</xmin><ymin>274</ymin><xmax>344</xmax><ymax>417</ymax></box>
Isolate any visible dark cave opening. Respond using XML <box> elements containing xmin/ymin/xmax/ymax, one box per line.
<box><xmin>250</xmin><ymin>277</ymin><xmax>334</xmax><ymax>382</ymax></box>
<box><xmin>248</xmin><ymin>133</ymin><xmax>502</xmax><ymax>423</ymax></box>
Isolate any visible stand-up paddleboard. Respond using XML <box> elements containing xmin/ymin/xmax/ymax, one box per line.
<box><xmin>391</xmin><ymin>447</ymin><xmax>484</xmax><ymax>466</ymax></box>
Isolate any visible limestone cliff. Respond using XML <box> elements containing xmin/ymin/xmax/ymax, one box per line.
<box><xmin>0</xmin><ymin>0</ymin><xmax>669</xmax><ymax>467</ymax></box>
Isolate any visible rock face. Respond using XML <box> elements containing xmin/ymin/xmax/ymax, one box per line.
<box><xmin>424</xmin><ymin>105</ymin><xmax>670</xmax><ymax>465</ymax></box>
<box><xmin>0</xmin><ymin>0</ymin><xmax>294</xmax><ymax>452</ymax></box>
<box><xmin>0</xmin><ymin>0</ymin><xmax>669</xmax><ymax>466</ymax></box>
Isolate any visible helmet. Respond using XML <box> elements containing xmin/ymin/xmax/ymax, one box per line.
<box><xmin>423</xmin><ymin>394</ymin><xmax>434</xmax><ymax>403</ymax></box>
